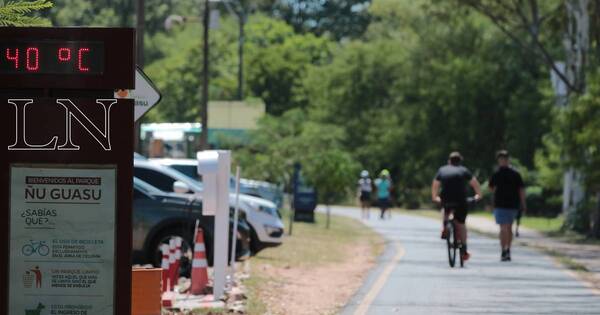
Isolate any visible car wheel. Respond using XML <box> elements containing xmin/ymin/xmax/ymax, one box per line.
<box><xmin>249</xmin><ymin>226</ymin><xmax>263</xmax><ymax>256</ymax></box>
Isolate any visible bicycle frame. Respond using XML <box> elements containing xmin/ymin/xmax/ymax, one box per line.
<box><xmin>445</xmin><ymin>210</ymin><xmax>464</xmax><ymax>268</ymax></box>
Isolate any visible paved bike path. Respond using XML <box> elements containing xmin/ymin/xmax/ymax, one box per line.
<box><xmin>324</xmin><ymin>206</ymin><xmax>600</xmax><ymax>315</ymax></box>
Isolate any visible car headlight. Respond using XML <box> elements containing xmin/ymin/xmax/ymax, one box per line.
<box><xmin>263</xmin><ymin>225</ymin><xmax>284</xmax><ymax>237</ymax></box>
<box><xmin>246</xmin><ymin>200</ymin><xmax>280</xmax><ymax>218</ymax></box>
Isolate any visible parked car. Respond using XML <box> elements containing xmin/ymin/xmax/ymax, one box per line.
<box><xmin>132</xmin><ymin>177</ymin><xmax>251</xmax><ymax>276</ymax></box>
<box><xmin>133</xmin><ymin>159</ymin><xmax>284</xmax><ymax>254</ymax></box>
<box><xmin>150</xmin><ymin>158</ymin><xmax>284</xmax><ymax>208</ymax></box>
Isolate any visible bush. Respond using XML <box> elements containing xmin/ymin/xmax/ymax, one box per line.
<box><xmin>565</xmin><ymin>201</ymin><xmax>593</xmax><ymax>234</ymax></box>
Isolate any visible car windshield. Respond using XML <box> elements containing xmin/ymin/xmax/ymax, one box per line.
<box><xmin>133</xmin><ymin>177</ymin><xmax>164</xmax><ymax>195</ymax></box>
<box><xmin>157</xmin><ymin>163</ymin><xmax>205</xmax><ymax>191</ymax></box>
<box><xmin>133</xmin><ymin>152</ymin><xmax>148</xmax><ymax>160</ymax></box>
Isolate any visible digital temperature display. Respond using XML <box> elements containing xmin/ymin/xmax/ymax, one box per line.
<box><xmin>0</xmin><ymin>41</ymin><xmax>104</xmax><ymax>75</ymax></box>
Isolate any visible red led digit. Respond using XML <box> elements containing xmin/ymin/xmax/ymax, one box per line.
<box><xmin>5</xmin><ymin>48</ymin><xmax>19</xmax><ymax>69</ymax></box>
<box><xmin>58</xmin><ymin>47</ymin><xmax>71</xmax><ymax>62</ymax></box>
<box><xmin>78</xmin><ymin>47</ymin><xmax>90</xmax><ymax>72</ymax></box>
<box><xmin>26</xmin><ymin>47</ymin><xmax>39</xmax><ymax>71</ymax></box>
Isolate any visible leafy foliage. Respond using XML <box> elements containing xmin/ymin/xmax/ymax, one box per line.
<box><xmin>0</xmin><ymin>0</ymin><xmax>52</xmax><ymax>26</ymax></box>
<box><xmin>265</xmin><ymin>0</ymin><xmax>372</xmax><ymax>40</ymax></box>
<box><xmin>302</xmin><ymin>0</ymin><xmax>550</xmax><ymax>206</ymax></box>
<box><xmin>562</xmin><ymin>70</ymin><xmax>600</xmax><ymax>191</ymax></box>
<box><xmin>35</xmin><ymin>0</ymin><xmax>600</xmax><ymax>234</ymax></box>
<box><xmin>235</xmin><ymin>109</ymin><xmax>357</xmax><ymax>203</ymax></box>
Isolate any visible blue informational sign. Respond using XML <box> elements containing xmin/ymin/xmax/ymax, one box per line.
<box><xmin>292</xmin><ymin>163</ymin><xmax>317</xmax><ymax>222</ymax></box>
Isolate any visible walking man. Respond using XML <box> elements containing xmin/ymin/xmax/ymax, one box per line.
<box><xmin>357</xmin><ymin>170</ymin><xmax>373</xmax><ymax>219</ymax></box>
<box><xmin>375</xmin><ymin>169</ymin><xmax>392</xmax><ymax>219</ymax></box>
<box><xmin>489</xmin><ymin>150</ymin><xmax>527</xmax><ymax>261</ymax></box>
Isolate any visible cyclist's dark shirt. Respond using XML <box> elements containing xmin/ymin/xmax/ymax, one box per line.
<box><xmin>435</xmin><ymin>165</ymin><xmax>473</xmax><ymax>204</ymax></box>
<box><xmin>489</xmin><ymin>166</ymin><xmax>524</xmax><ymax>209</ymax></box>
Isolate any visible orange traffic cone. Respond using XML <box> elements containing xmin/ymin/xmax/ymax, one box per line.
<box><xmin>171</xmin><ymin>237</ymin><xmax>182</xmax><ymax>289</ymax></box>
<box><xmin>160</xmin><ymin>244</ymin><xmax>170</xmax><ymax>292</ymax></box>
<box><xmin>190</xmin><ymin>227</ymin><xmax>209</xmax><ymax>295</ymax></box>
<box><xmin>168</xmin><ymin>238</ymin><xmax>176</xmax><ymax>290</ymax></box>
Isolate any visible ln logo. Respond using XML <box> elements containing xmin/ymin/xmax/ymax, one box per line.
<box><xmin>7</xmin><ymin>98</ymin><xmax>116</xmax><ymax>151</ymax></box>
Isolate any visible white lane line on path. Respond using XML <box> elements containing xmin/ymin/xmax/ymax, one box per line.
<box><xmin>353</xmin><ymin>242</ymin><xmax>405</xmax><ymax>315</ymax></box>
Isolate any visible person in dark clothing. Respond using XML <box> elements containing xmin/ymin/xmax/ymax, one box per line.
<box><xmin>489</xmin><ymin>150</ymin><xmax>527</xmax><ymax>262</ymax></box>
<box><xmin>432</xmin><ymin>152</ymin><xmax>482</xmax><ymax>262</ymax></box>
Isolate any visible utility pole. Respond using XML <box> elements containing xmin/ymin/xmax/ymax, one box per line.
<box><xmin>221</xmin><ymin>0</ymin><xmax>248</xmax><ymax>100</ymax></box>
<box><xmin>200</xmin><ymin>0</ymin><xmax>210</xmax><ymax>150</ymax></box>
<box><xmin>237</xmin><ymin>13</ymin><xmax>245</xmax><ymax>100</ymax></box>
<box><xmin>135</xmin><ymin>0</ymin><xmax>145</xmax><ymax>153</ymax></box>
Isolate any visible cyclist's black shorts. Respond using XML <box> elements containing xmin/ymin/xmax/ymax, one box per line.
<box><xmin>443</xmin><ymin>201</ymin><xmax>468</xmax><ymax>224</ymax></box>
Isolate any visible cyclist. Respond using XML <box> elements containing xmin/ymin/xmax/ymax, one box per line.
<box><xmin>357</xmin><ymin>170</ymin><xmax>373</xmax><ymax>219</ymax></box>
<box><xmin>375</xmin><ymin>169</ymin><xmax>393</xmax><ymax>219</ymax></box>
<box><xmin>431</xmin><ymin>152</ymin><xmax>481</xmax><ymax>262</ymax></box>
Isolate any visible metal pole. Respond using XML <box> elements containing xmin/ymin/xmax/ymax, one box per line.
<box><xmin>229</xmin><ymin>166</ymin><xmax>241</xmax><ymax>287</ymax></box>
<box><xmin>200</xmin><ymin>0</ymin><xmax>210</xmax><ymax>150</ymax></box>
<box><xmin>237</xmin><ymin>14</ymin><xmax>245</xmax><ymax>100</ymax></box>
<box><xmin>135</xmin><ymin>0</ymin><xmax>145</xmax><ymax>154</ymax></box>
<box><xmin>326</xmin><ymin>205</ymin><xmax>331</xmax><ymax>229</ymax></box>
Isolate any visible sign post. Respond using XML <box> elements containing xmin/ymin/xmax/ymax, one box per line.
<box><xmin>0</xmin><ymin>27</ymin><xmax>135</xmax><ymax>315</ymax></box>
<box><xmin>197</xmin><ymin>150</ymin><xmax>231</xmax><ymax>300</ymax></box>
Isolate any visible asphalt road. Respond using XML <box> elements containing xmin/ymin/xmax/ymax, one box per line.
<box><xmin>326</xmin><ymin>206</ymin><xmax>600</xmax><ymax>315</ymax></box>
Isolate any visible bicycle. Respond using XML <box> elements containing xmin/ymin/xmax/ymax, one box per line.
<box><xmin>443</xmin><ymin>197</ymin><xmax>478</xmax><ymax>268</ymax></box>
<box><xmin>444</xmin><ymin>208</ymin><xmax>463</xmax><ymax>268</ymax></box>
<box><xmin>22</xmin><ymin>240</ymin><xmax>50</xmax><ymax>256</ymax></box>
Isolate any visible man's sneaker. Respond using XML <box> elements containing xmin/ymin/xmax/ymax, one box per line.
<box><xmin>501</xmin><ymin>249</ymin><xmax>510</xmax><ymax>262</ymax></box>
<box><xmin>506</xmin><ymin>248</ymin><xmax>512</xmax><ymax>261</ymax></box>
<box><xmin>461</xmin><ymin>251</ymin><xmax>470</xmax><ymax>261</ymax></box>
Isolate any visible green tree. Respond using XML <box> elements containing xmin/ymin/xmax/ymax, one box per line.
<box><xmin>245</xmin><ymin>15</ymin><xmax>331</xmax><ymax>115</ymax></box>
<box><xmin>0</xmin><ymin>0</ymin><xmax>52</xmax><ymax>26</ymax></box>
<box><xmin>144</xmin><ymin>15</ymin><xmax>331</xmax><ymax>121</ymax></box>
<box><xmin>266</xmin><ymin>0</ymin><xmax>372</xmax><ymax>40</ymax></box>
<box><xmin>304</xmin><ymin>0</ymin><xmax>550</xmax><ymax>205</ymax></box>
<box><xmin>235</xmin><ymin>109</ymin><xmax>359</xmax><ymax>206</ymax></box>
<box><xmin>303</xmin><ymin>147</ymin><xmax>358</xmax><ymax>228</ymax></box>
<box><xmin>561</xmin><ymin>69</ymin><xmax>600</xmax><ymax>236</ymax></box>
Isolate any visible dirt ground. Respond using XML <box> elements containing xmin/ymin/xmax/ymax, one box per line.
<box><xmin>253</xmin><ymin>241</ymin><xmax>377</xmax><ymax>315</ymax></box>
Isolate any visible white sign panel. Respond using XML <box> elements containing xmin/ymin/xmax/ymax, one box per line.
<box><xmin>9</xmin><ymin>165</ymin><xmax>116</xmax><ymax>315</ymax></box>
<box><xmin>197</xmin><ymin>151</ymin><xmax>219</xmax><ymax>216</ymax></box>
<box><xmin>115</xmin><ymin>67</ymin><xmax>162</xmax><ymax>122</ymax></box>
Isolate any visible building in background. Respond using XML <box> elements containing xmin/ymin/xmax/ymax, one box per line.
<box><xmin>141</xmin><ymin>100</ymin><xmax>265</xmax><ymax>158</ymax></box>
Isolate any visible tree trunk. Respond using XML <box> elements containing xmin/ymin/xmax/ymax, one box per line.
<box><xmin>563</xmin><ymin>0</ymin><xmax>590</xmax><ymax>217</ymax></box>
<box><xmin>594</xmin><ymin>0</ymin><xmax>600</xmax><ymax>62</ymax></box>
<box><xmin>564</xmin><ymin>0</ymin><xmax>590</xmax><ymax>93</ymax></box>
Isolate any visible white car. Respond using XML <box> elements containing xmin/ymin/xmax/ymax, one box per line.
<box><xmin>133</xmin><ymin>159</ymin><xmax>284</xmax><ymax>253</ymax></box>
<box><xmin>150</xmin><ymin>158</ymin><xmax>284</xmax><ymax>208</ymax></box>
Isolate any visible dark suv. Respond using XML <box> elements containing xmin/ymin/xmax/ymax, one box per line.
<box><xmin>132</xmin><ymin>177</ymin><xmax>250</xmax><ymax>275</ymax></box>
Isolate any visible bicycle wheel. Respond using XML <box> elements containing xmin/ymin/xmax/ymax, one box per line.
<box><xmin>22</xmin><ymin>244</ymin><xmax>34</xmax><ymax>256</ymax></box>
<box><xmin>446</xmin><ymin>221</ymin><xmax>456</xmax><ymax>267</ymax></box>
<box><xmin>38</xmin><ymin>245</ymin><xmax>50</xmax><ymax>256</ymax></box>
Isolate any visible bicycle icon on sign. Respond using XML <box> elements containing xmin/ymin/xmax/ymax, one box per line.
<box><xmin>22</xmin><ymin>240</ymin><xmax>50</xmax><ymax>257</ymax></box>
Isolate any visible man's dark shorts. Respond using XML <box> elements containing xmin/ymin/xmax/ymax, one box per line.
<box><xmin>360</xmin><ymin>191</ymin><xmax>371</xmax><ymax>202</ymax></box>
<box><xmin>378</xmin><ymin>197</ymin><xmax>391</xmax><ymax>209</ymax></box>
<box><xmin>443</xmin><ymin>202</ymin><xmax>468</xmax><ymax>224</ymax></box>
